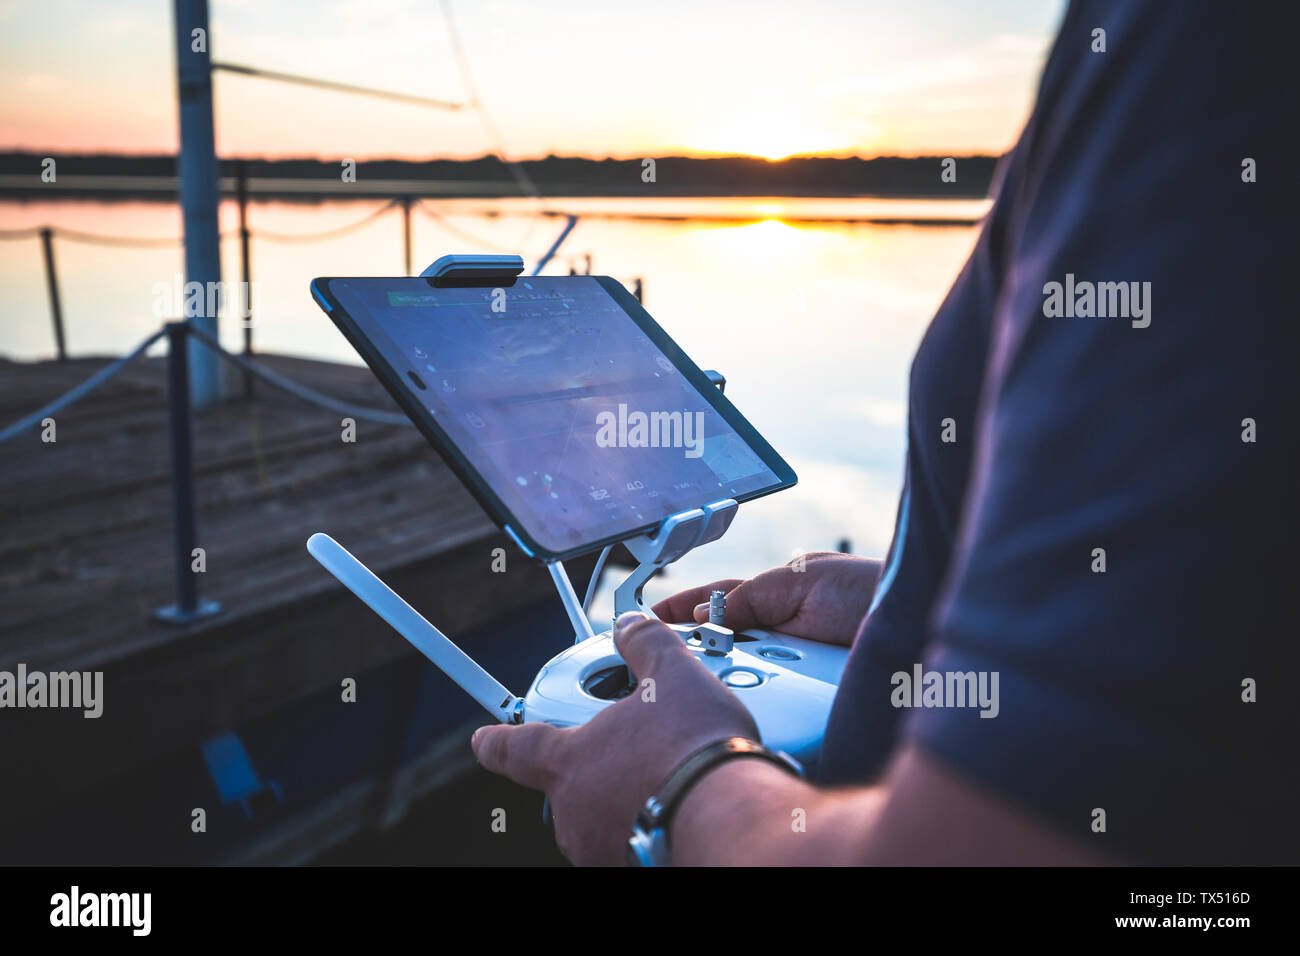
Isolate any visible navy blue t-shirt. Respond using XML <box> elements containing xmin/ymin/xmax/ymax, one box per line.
<box><xmin>819</xmin><ymin>0</ymin><xmax>1298</xmax><ymax>864</ymax></box>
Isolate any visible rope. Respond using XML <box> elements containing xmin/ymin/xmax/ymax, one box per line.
<box><xmin>0</xmin><ymin>204</ymin><xmax>398</xmax><ymax>249</ymax></box>
<box><xmin>47</xmin><ymin>227</ymin><xmax>184</xmax><ymax>248</ymax></box>
<box><xmin>185</xmin><ymin>325</ymin><xmax>411</xmax><ymax>425</ymax></box>
<box><xmin>0</xmin><ymin>226</ymin><xmax>238</xmax><ymax>246</ymax></box>
<box><xmin>0</xmin><ymin>326</ymin><xmax>169</xmax><ymax>444</ymax></box>
<box><xmin>249</xmin><ymin>199</ymin><xmax>401</xmax><ymax>244</ymax></box>
<box><xmin>413</xmin><ymin>199</ymin><xmax>507</xmax><ymax>250</ymax></box>
<box><xmin>440</xmin><ymin>0</ymin><xmax>542</xmax><ymax>203</ymax></box>
<box><xmin>0</xmin><ymin>321</ymin><xmax>414</xmax><ymax>444</ymax></box>
<box><xmin>0</xmin><ymin>225</ymin><xmax>182</xmax><ymax>246</ymax></box>
<box><xmin>438</xmin><ymin>0</ymin><xmax>556</xmax><ymax>252</ymax></box>
<box><xmin>212</xmin><ymin>61</ymin><xmax>465</xmax><ymax>111</ymax></box>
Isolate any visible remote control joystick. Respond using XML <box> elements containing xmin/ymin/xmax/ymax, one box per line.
<box><xmin>709</xmin><ymin>589</ymin><xmax>726</xmax><ymax>625</ymax></box>
<box><xmin>580</xmin><ymin>664</ymin><xmax>635</xmax><ymax>700</ymax></box>
<box><xmin>695</xmin><ymin>589</ymin><xmax>733</xmax><ymax>656</ymax></box>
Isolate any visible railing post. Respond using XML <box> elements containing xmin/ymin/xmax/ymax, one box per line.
<box><xmin>401</xmin><ymin>195</ymin><xmax>413</xmax><ymax>275</ymax></box>
<box><xmin>237</xmin><ymin>160</ymin><xmax>254</xmax><ymax>397</ymax></box>
<box><xmin>155</xmin><ymin>321</ymin><xmax>222</xmax><ymax>625</ymax></box>
<box><xmin>173</xmin><ymin>0</ymin><xmax>224</xmax><ymax>409</ymax></box>
<box><xmin>39</xmin><ymin>228</ymin><xmax>67</xmax><ymax>361</ymax></box>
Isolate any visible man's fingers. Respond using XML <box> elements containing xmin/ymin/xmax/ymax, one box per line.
<box><xmin>651</xmin><ymin>579</ymin><xmax>744</xmax><ymax>623</ymax></box>
<box><xmin>706</xmin><ymin>579</ymin><xmax>766</xmax><ymax>632</ymax></box>
<box><xmin>471</xmin><ymin>721</ymin><xmax>562</xmax><ymax>792</ymax></box>
<box><xmin>650</xmin><ymin>573</ymin><xmax>797</xmax><ymax>634</ymax></box>
<box><xmin>613</xmin><ymin>611</ymin><xmax>691</xmax><ymax>676</ymax></box>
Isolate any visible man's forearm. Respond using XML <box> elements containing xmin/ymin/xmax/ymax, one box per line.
<box><xmin>668</xmin><ymin>745</ymin><xmax>1108</xmax><ymax>866</ymax></box>
<box><xmin>669</xmin><ymin>758</ymin><xmax>886</xmax><ymax>866</ymax></box>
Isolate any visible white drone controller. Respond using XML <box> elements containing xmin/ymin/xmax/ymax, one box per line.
<box><xmin>307</xmin><ymin>500</ymin><xmax>848</xmax><ymax>767</ymax></box>
<box><xmin>522</xmin><ymin>621</ymin><xmax>846</xmax><ymax>766</ymax></box>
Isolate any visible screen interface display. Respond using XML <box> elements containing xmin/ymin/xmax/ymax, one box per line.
<box><xmin>328</xmin><ymin>276</ymin><xmax>782</xmax><ymax>554</ymax></box>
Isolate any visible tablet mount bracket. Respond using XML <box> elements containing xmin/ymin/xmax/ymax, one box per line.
<box><xmin>609</xmin><ymin>499</ymin><xmax>737</xmax><ymax>620</ymax></box>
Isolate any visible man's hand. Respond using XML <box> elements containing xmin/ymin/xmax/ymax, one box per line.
<box><xmin>472</xmin><ymin>609</ymin><xmax>1107</xmax><ymax>867</ymax></box>
<box><xmin>652</xmin><ymin>551</ymin><xmax>882</xmax><ymax>646</ymax></box>
<box><xmin>471</xmin><ymin>611</ymin><xmax>758</xmax><ymax>866</ymax></box>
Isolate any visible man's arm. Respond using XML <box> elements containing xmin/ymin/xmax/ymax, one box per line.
<box><xmin>671</xmin><ymin>744</ymin><xmax>1107</xmax><ymax>866</ymax></box>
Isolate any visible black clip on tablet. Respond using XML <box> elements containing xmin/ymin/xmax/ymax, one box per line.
<box><xmin>421</xmin><ymin>253</ymin><xmax>525</xmax><ymax>285</ymax></box>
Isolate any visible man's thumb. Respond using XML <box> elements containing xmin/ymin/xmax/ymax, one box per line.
<box><xmin>613</xmin><ymin>611</ymin><xmax>688</xmax><ymax>677</ymax></box>
<box><xmin>471</xmin><ymin>721</ymin><xmax>559</xmax><ymax>791</ymax></box>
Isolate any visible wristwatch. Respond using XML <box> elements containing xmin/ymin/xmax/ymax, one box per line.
<box><xmin>626</xmin><ymin>736</ymin><xmax>804</xmax><ymax>867</ymax></box>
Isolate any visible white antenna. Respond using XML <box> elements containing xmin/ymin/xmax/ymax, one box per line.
<box><xmin>306</xmin><ymin>533</ymin><xmax>520</xmax><ymax>723</ymax></box>
<box><xmin>546</xmin><ymin>560</ymin><xmax>597</xmax><ymax>644</ymax></box>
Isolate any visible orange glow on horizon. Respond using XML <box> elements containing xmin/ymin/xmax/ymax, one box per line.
<box><xmin>681</xmin><ymin>112</ymin><xmax>874</xmax><ymax>162</ymax></box>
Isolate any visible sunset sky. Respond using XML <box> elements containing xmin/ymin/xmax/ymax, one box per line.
<box><xmin>0</xmin><ymin>0</ymin><xmax>1065</xmax><ymax>160</ymax></box>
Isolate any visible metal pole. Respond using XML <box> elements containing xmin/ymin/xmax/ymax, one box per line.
<box><xmin>39</xmin><ymin>228</ymin><xmax>67</xmax><ymax>361</ymax></box>
<box><xmin>173</xmin><ymin>0</ymin><xmax>223</xmax><ymax>409</ymax></box>
<box><xmin>401</xmin><ymin>196</ymin><xmax>412</xmax><ymax>276</ymax></box>
<box><xmin>533</xmin><ymin>214</ymin><xmax>578</xmax><ymax>275</ymax></box>
<box><xmin>237</xmin><ymin>160</ymin><xmax>253</xmax><ymax>397</ymax></box>
<box><xmin>155</xmin><ymin>322</ymin><xmax>221</xmax><ymax>624</ymax></box>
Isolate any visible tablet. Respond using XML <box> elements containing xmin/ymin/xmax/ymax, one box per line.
<box><xmin>311</xmin><ymin>274</ymin><xmax>796</xmax><ymax>561</ymax></box>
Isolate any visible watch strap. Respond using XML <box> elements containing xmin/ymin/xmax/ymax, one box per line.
<box><xmin>627</xmin><ymin>737</ymin><xmax>803</xmax><ymax>866</ymax></box>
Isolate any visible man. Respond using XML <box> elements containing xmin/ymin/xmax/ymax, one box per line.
<box><xmin>473</xmin><ymin>0</ymin><xmax>1297</xmax><ymax>865</ymax></box>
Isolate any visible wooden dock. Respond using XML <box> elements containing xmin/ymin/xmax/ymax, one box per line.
<box><xmin>0</xmin><ymin>353</ymin><xmax>592</xmax><ymax>863</ymax></box>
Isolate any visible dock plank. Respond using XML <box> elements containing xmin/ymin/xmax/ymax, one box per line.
<box><xmin>0</xmin><ymin>353</ymin><xmax>482</xmax><ymax>658</ymax></box>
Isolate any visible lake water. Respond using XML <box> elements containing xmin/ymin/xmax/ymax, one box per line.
<box><xmin>0</xmin><ymin>195</ymin><xmax>984</xmax><ymax>616</ymax></box>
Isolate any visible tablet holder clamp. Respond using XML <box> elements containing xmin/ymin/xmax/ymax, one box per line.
<box><xmin>420</xmin><ymin>253</ymin><xmax>525</xmax><ymax>285</ymax></box>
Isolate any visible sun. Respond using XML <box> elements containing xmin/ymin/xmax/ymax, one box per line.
<box><xmin>684</xmin><ymin>113</ymin><xmax>864</xmax><ymax>161</ymax></box>
<box><xmin>691</xmin><ymin>134</ymin><xmax>814</xmax><ymax>161</ymax></box>
<box><xmin>711</xmin><ymin>134</ymin><xmax>809</xmax><ymax>162</ymax></box>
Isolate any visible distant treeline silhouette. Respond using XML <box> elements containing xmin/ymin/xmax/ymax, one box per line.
<box><xmin>0</xmin><ymin>152</ymin><xmax>998</xmax><ymax>199</ymax></box>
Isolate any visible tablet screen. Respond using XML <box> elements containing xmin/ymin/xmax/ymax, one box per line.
<box><xmin>325</xmin><ymin>276</ymin><xmax>789</xmax><ymax>556</ymax></box>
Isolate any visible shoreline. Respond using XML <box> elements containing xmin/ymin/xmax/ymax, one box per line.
<box><xmin>0</xmin><ymin>177</ymin><xmax>993</xmax><ymax>205</ymax></box>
